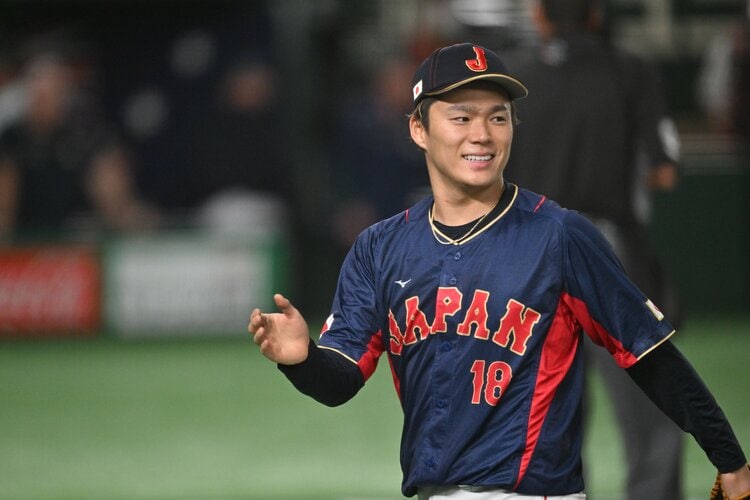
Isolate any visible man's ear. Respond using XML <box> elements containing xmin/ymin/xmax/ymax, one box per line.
<box><xmin>409</xmin><ymin>114</ymin><xmax>427</xmax><ymax>151</ymax></box>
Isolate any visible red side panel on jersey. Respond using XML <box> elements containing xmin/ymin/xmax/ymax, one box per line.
<box><xmin>515</xmin><ymin>296</ymin><xmax>579</xmax><ymax>487</ymax></box>
<box><xmin>357</xmin><ymin>329</ymin><xmax>386</xmax><ymax>381</ymax></box>
<box><xmin>387</xmin><ymin>353</ymin><xmax>404</xmax><ymax>407</ymax></box>
<box><xmin>562</xmin><ymin>292</ymin><xmax>638</xmax><ymax>368</ymax></box>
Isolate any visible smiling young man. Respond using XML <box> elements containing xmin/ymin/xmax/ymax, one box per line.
<box><xmin>249</xmin><ymin>43</ymin><xmax>750</xmax><ymax>499</ymax></box>
<box><xmin>410</xmin><ymin>82</ymin><xmax>514</xmax><ymax>227</ymax></box>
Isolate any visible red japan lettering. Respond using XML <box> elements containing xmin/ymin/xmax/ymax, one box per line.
<box><xmin>404</xmin><ymin>296</ymin><xmax>431</xmax><ymax>344</ymax></box>
<box><xmin>432</xmin><ymin>287</ymin><xmax>462</xmax><ymax>333</ymax></box>
<box><xmin>388</xmin><ymin>289</ymin><xmax>540</xmax><ymax>358</ymax></box>
<box><xmin>388</xmin><ymin>309</ymin><xmax>404</xmax><ymax>356</ymax></box>
<box><xmin>492</xmin><ymin>298</ymin><xmax>541</xmax><ymax>355</ymax></box>
<box><xmin>457</xmin><ymin>289</ymin><xmax>490</xmax><ymax>339</ymax></box>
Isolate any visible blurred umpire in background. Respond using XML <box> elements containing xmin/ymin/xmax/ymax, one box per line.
<box><xmin>505</xmin><ymin>0</ymin><xmax>684</xmax><ymax>498</ymax></box>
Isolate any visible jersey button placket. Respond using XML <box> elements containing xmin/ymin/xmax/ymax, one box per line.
<box><xmin>426</xmin><ymin>251</ymin><xmax>461</xmax><ymax>480</ymax></box>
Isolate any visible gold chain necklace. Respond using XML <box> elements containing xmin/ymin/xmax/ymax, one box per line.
<box><xmin>429</xmin><ymin>205</ymin><xmax>490</xmax><ymax>246</ymax></box>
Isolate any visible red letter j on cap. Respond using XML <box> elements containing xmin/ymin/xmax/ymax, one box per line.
<box><xmin>465</xmin><ymin>46</ymin><xmax>488</xmax><ymax>72</ymax></box>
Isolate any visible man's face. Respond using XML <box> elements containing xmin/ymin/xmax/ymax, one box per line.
<box><xmin>410</xmin><ymin>85</ymin><xmax>514</xmax><ymax>197</ymax></box>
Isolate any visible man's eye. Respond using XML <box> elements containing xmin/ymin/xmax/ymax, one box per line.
<box><xmin>451</xmin><ymin>116</ymin><xmax>469</xmax><ymax>122</ymax></box>
<box><xmin>492</xmin><ymin>115</ymin><xmax>508</xmax><ymax>123</ymax></box>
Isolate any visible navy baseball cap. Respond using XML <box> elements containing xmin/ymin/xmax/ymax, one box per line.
<box><xmin>411</xmin><ymin>43</ymin><xmax>528</xmax><ymax>107</ymax></box>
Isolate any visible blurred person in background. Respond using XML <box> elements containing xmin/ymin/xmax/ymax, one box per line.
<box><xmin>0</xmin><ymin>54</ymin><xmax>27</xmax><ymax>136</ymax></box>
<box><xmin>0</xmin><ymin>51</ymin><xmax>158</xmax><ymax>241</ymax></box>
<box><xmin>83</xmin><ymin>141</ymin><xmax>160</xmax><ymax>233</ymax></box>
<box><xmin>697</xmin><ymin>2</ymin><xmax>750</xmax><ymax>149</ymax></box>
<box><xmin>180</xmin><ymin>54</ymin><xmax>302</xmax><ymax>300</ymax></box>
<box><xmin>505</xmin><ymin>0</ymin><xmax>684</xmax><ymax>498</ymax></box>
<box><xmin>178</xmin><ymin>53</ymin><xmax>298</xmax><ymax>243</ymax></box>
<box><xmin>182</xmin><ymin>55</ymin><xmax>295</xmax><ymax>213</ymax></box>
<box><xmin>330</xmin><ymin>54</ymin><xmax>429</xmax><ymax>253</ymax></box>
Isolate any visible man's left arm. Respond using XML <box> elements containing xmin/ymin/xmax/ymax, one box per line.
<box><xmin>626</xmin><ymin>340</ymin><xmax>750</xmax><ymax>497</ymax></box>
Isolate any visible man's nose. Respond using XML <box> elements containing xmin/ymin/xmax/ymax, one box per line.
<box><xmin>469</xmin><ymin>120</ymin><xmax>491</xmax><ymax>143</ymax></box>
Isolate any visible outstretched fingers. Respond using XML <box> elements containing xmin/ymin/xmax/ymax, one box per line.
<box><xmin>248</xmin><ymin>308</ymin><xmax>263</xmax><ymax>334</ymax></box>
<box><xmin>273</xmin><ymin>293</ymin><xmax>298</xmax><ymax>318</ymax></box>
<box><xmin>248</xmin><ymin>308</ymin><xmax>270</xmax><ymax>349</ymax></box>
<box><xmin>248</xmin><ymin>294</ymin><xmax>310</xmax><ymax>364</ymax></box>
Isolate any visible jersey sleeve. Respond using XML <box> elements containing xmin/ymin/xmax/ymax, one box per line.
<box><xmin>316</xmin><ymin>225</ymin><xmax>387</xmax><ymax>381</ymax></box>
<box><xmin>560</xmin><ymin>211</ymin><xmax>674</xmax><ymax>367</ymax></box>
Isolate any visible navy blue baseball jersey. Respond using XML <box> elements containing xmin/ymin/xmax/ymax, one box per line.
<box><xmin>317</xmin><ymin>183</ymin><xmax>674</xmax><ymax>497</ymax></box>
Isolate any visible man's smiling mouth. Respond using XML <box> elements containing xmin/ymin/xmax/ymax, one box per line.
<box><xmin>463</xmin><ymin>154</ymin><xmax>493</xmax><ymax>162</ymax></box>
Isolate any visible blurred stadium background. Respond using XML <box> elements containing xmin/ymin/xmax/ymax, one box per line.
<box><xmin>0</xmin><ymin>0</ymin><xmax>748</xmax><ymax>498</ymax></box>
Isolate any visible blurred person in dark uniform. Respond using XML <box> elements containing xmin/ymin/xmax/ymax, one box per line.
<box><xmin>697</xmin><ymin>3</ymin><xmax>750</xmax><ymax>149</ymax></box>
<box><xmin>180</xmin><ymin>54</ymin><xmax>302</xmax><ymax>301</ymax></box>
<box><xmin>505</xmin><ymin>0</ymin><xmax>684</xmax><ymax>498</ymax></box>
<box><xmin>330</xmin><ymin>54</ymin><xmax>429</xmax><ymax>251</ymax></box>
<box><xmin>182</xmin><ymin>55</ymin><xmax>295</xmax><ymax>210</ymax></box>
<box><xmin>0</xmin><ymin>53</ymin><xmax>157</xmax><ymax>240</ymax></box>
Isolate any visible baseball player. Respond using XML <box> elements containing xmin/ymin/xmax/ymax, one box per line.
<box><xmin>249</xmin><ymin>43</ymin><xmax>750</xmax><ymax>499</ymax></box>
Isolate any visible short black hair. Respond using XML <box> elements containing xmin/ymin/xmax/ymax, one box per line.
<box><xmin>410</xmin><ymin>96</ymin><xmax>437</xmax><ymax>131</ymax></box>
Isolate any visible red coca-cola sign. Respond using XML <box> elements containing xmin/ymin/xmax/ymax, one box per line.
<box><xmin>0</xmin><ymin>246</ymin><xmax>100</xmax><ymax>336</ymax></box>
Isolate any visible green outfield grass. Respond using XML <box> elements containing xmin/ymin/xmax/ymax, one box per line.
<box><xmin>1</xmin><ymin>315</ymin><xmax>748</xmax><ymax>499</ymax></box>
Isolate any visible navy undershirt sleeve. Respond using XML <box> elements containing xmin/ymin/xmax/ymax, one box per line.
<box><xmin>277</xmin><ymin>339</ymin><xmax>365</xmax><ymax>407</ymax></box>
<box><xmin>626</xmin><ymin>340</ymin><xmax>747</xmax><ymax>472</ymax></box>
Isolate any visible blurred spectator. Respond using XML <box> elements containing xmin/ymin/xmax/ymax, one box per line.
<box><xmin>182</xmin><ymin>55</ymin><xmax>294</xmax><ymax>212</ymax></box>
<box><xmin>83</xmin><ymin>142</ymin><xmax>161</xmax><ymax>233</ymax></box>
<box><xmin>0</xmin><ymin>52</ymin><xmax>158</xmax><ymax>241</ymax></box>
<box><xmin>505</xmin><ymin>0</ymin><xmax>684</xmax><ymax>498</ymax></box>
<box><xmin>176</xmin><ymin>54</ymin><xmax>302</xmax><ymax>302</ymax></box>
<box><xmin>697</xmin><ymin>7</ymin><xmax>750</xmax><ymax>147</ymax></box>
<box><xmin>0</xmin><ymin>56</ymin><xmax>26</xmax><ymax>136</ymax></box>
<box><xmin>330</xmin><ymin>54</ymin><xmax>429</xmax><ymax>251</ymax></box>
<box><xmin>84</xmin><ymin>2</ymin><xmax>273</xmax><ymax>213</ymax></box>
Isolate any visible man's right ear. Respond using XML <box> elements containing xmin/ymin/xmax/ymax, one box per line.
<box><xmin>409</xmin><ymin>115</ymin><xmax>427</xmax><ymax>151</ymax></box>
